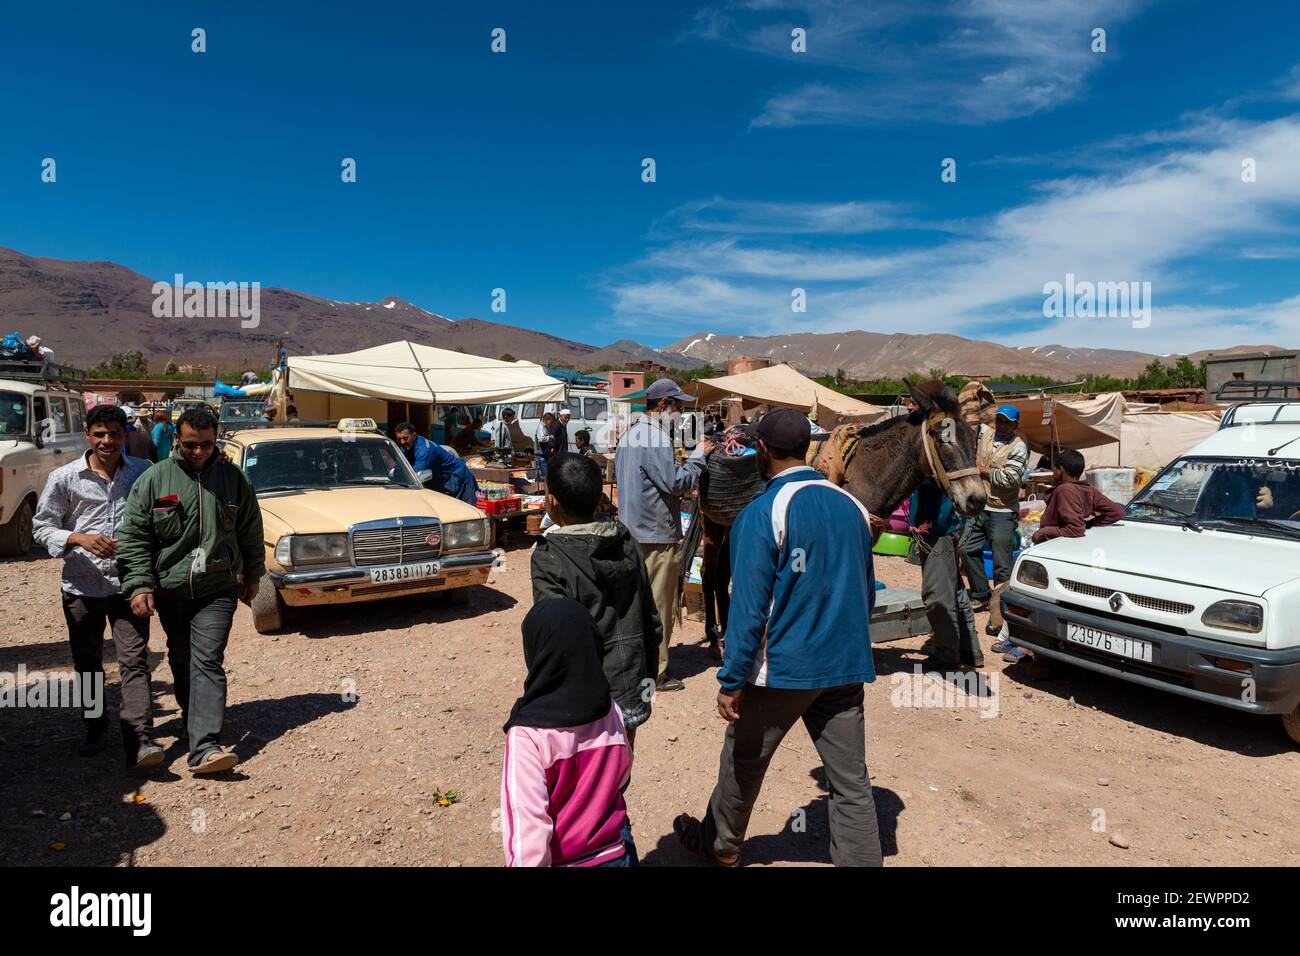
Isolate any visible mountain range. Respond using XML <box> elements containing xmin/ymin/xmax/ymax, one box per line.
<box><xmin>0</xmin><ymin>247</ymin><xmax>1277</xmax><ymax>382</ymax></box>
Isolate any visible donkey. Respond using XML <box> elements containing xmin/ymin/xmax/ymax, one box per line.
<box><xmin>817</xmin><ymin>380</ymin><xmax>987</xmax><ymax>529</ymax></box>
<box><xmin>697</xmin><ymin>380</ymin><xmax>985</xmax><ymax>652</ymax></box>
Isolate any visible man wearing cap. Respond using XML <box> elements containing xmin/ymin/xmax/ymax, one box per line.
<box><xmin>673</xmin><ymin>408</ymin><xmax>881</xmax><ymax>867</ymax></box>
<box><xmin>960</xmin><ymin>405</ymin><xmax>1029</xmax><ymax>636</ymax></box>
<box><xmin>614</xmin><ymin>378</ymin><xmax>712</xmax><ymax>691</ymax></box>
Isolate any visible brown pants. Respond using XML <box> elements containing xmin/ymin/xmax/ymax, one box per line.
<box><xmin>639</xmin><ymin>543</ymin><xmax>680</xmax><ymax>683</ymax></box>
<box><xmin>62</xmin><ymin>592</ymin><xmax>153</xmax><ymax>761</ymax></box>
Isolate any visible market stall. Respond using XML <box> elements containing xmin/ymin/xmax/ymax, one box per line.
<box><xmin>284</xmin><ymin>340</ymin><xmax>566</xmax><ymax>527</ymax></box>
<box><xmin>688</xmin><ymin>362</ymin><xmax>887</xmax><ymax>428</ymax></box>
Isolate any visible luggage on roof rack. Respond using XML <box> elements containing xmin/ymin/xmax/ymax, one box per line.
<box><xmin>0</xmin><ymin>359</ymin><xmax>86</xmax><ymax>385</ymax></box>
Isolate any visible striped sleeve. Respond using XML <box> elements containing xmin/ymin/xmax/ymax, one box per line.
<box><xmin>500</xmin><ymin>727</ymin><xmax>554</xmax><ymax>867</ymax></box>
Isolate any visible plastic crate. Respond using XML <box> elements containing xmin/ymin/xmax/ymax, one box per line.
<box><xmin>478</xmin><ymin>495</ymin><xmax>522</xmax><ymax>516</ymax></box>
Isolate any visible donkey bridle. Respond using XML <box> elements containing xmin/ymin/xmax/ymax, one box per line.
<box><xmin>921</xmin><ymin>414</ymin><xmax>979</xmax><ymax>498</ymax></box>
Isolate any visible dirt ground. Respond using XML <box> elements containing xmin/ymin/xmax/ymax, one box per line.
<box><xmin>2</xmin><ymin>540</ymin><xmax>1297</xmax><ymax>867</ymax></box>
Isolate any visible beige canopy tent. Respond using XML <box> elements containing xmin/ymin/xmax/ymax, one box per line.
<box><xmin>1081</xmin><ymin>408</ymin><xmax>1221</xmax><ymax>471</ymax></box>
<box><xmin>1004</xmin><ymin>393</ymin><xmax>1126</xmax><ymax>455</ymax></box>
<box><xmin>997</xmin><ymin>391</ymin><xmax>1221</xmax><ymax>469</ymax></box>
<box><xmin>689</xmin><ymin>363</ymin><xmax>886</xmax><ymax>426</ymax></box>
<box><xmin>286</xmin><ymin>340</ymin><xmax>566</xmax><ymax>405</ymax></box>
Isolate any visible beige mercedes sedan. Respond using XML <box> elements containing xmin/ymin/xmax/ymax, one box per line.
<box><xmin>218</xmin><ymin>419</ymin><xmax>496</xmax><ymax>633</ymax></box>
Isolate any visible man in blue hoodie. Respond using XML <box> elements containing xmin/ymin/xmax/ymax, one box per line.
<box><xmin>674</xmin><ymin>408</ymin><xmax>882</xmax><ymax>867</ymax></box>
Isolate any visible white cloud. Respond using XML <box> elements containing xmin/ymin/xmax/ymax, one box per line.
<box><xmin>653</xmin><ymin>197</ymin><xmax>906</xmax><ymax>236</ymax></box>
<box><xmin>609</xmin><ymin>112</ymin><xmax>1300</xmax><ymax>350</ymax></box>
<box><xmin>691</xmin><ymin>0</ymin><xmax>1153</xmax><ymax>127</ymax></box>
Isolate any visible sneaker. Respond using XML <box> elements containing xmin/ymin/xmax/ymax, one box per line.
<box><xmin>991</xmin><ymin>639</ymin><xmax>1016</xmax><ymax>653</ymax></box>
<box><xmin>131</xmin><ymin>743</ymin><xmax>165</xmax><ymax>771</ymax></box>
<box><xmin>78</xmin><ymin>727</ymin><xmax>106</xmax><ymax>758</ymax></box>
<box><xmin>189</xmin><ymin>749</ymin><xmax>239</xmax><ymax>775</ymax></box>
<box><xmin>656</xmin><ymin>677</ymin><xmax>686</xmax><ymax>692</ymax></box>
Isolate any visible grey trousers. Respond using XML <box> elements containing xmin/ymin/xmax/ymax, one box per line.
<box><xmin>920</xmin><ymin>535</ymin><xmax>985</xmax><ymax>667</ymax></box>
<box><xmin>61</xmin><ymin>592</ymin><xmax>153</xmax><ymax>761</ymax></box>
<box><xmin>157</xmin><ymin>587</ymin><xmax>238</xmax><ymax>766</ymax></box>
<box><xmin>702</xmin><ymin>682</ymin><xmax>882</xmax><ymax>866</ymax></box>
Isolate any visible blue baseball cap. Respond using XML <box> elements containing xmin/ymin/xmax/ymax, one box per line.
<box><xmin>996</xmin><ymin>404</ymin><xmax>1021</xmax><ymax>422</ymax></box>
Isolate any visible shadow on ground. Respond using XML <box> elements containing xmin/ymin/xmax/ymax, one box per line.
<box><xmin>642</xmin><ymin>767</ymin><xmax>903</xmax><ymax>867</ymax></box>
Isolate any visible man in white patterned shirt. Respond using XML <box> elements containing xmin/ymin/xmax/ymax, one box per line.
<box><xmin>33</xmin><ymin>405</ymin><xmax>159</xmax><ymax>770</ymax></box>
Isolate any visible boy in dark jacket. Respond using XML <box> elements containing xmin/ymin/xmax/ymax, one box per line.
<box><xmin>530</xmin><ymin>452</ymin><xmax>662</xmax><ymax>737</ymax></box>
<box><xmin>117</xmin><ymin>407</ymin><xmax>264</xmax><ymax>774</ymax></box>
<box><xmin>1032</xmin><ymin>449</ymin><xmax>1126</xmax><ymax>543</ymax></box>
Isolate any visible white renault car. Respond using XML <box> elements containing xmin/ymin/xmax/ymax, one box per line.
<box><xmin>1003</xmin><ymin>401</ymin><xmax>1300</xmax><ymax>745</ymax></box>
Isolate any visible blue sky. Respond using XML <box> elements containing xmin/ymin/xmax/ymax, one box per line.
<box><xmin>2</xmin><ymin>0</ymin><xmax>1299</xmax><ymax>354</ymax></box>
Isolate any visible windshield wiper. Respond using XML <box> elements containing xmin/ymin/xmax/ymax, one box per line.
<box><xmin>255</xmin><ymin>485</ymin><xmax>304</xmax><ymax>494</ymax></box>
<box><xmin>1130</xmin><ymin>501</ymin><xmax>1201</xmax><ymax>532</ymax></box>
<box><xmin>1204</xmin><ymin>515</ymin><xmax>1300</xmax><ymax>540</ymax></box>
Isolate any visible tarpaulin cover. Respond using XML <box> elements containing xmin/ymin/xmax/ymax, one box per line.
<box><xmin>287</xmin><ymin>341</ymin><xmax>566</xmax><ymax>405</ymax></box>
<box><xmin>689</xmin><ymin>363</ymin><xmax>886</xmax><ymax>426</ymax></box>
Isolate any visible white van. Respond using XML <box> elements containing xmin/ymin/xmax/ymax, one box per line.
<box><xmin>0</xmin><ymin>376</ymin><xmax>90</xmax><ymax>555</ymax></box>
<box><xmin>1003</xmin><ymin>400</ymin><xmax>1300</xmax><ymax>744</ymax></box>
<box><xmin>485</xmin><ymin>390</ymin><xmax>632</xmax><ymax>454</ymax></box>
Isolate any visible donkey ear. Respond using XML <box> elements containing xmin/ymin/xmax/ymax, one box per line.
<box><xmin>907</xmin><ymin>382</ymin><xmax>933</xmax><ymax>413</ymax></box>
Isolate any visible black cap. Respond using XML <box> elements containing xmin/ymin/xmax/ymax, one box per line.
<box><xmin>755</xmin><ymin>407</ymin><xmax>811</xmax><ymax>451</ymax></box>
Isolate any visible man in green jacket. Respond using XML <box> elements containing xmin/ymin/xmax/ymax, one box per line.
<box><xmin>117</xmin><ymin>407</ymin><xmax>265</xmax><ymax>774</ymax></box>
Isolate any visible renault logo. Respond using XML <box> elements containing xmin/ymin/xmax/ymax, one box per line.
<box><xmin>1109</xmin><ymin>592</ymin><xmax>1124</xmax><ymax>612</ymax></box>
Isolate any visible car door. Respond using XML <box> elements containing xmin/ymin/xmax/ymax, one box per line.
<box><xmin>43</xmin><ymin>394</ymin><xmax>81</xmax><ymax>479</ymax></box>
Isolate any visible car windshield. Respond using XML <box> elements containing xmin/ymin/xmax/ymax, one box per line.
<box><xmin>1127</xmin><ymin>457</ymin><xmax>1300</xmax><ymax>536</ymax></box>
<box><xmin>244</xmin><ymin>438</ymin><xmax>420</xmax><ymax>492</ymax></box>
<box><xmin>0</xmin><ymin>392</ymin><xmax>29</xmax><ymax>436</ymax></box>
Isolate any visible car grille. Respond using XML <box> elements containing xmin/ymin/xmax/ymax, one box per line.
<box><xmin>1060</xmin><ymin>578</ymin><xmax>1194</xmax><ymax>616</ymax></box>
<box><xmin>350</xmin><ymin>517</ymin><xmax>442</xmax><ymax>566</ymax></box>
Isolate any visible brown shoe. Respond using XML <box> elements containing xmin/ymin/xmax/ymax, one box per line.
<box><xmin>189</xmin><ymin>749</ymin><xmax>238</xmax><ymax>775</ymax></box>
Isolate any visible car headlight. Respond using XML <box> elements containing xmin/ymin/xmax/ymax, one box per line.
<box><xmin>443</xmin><ymin>518</ymin><xmax>489</xmax><ymax>551</ymax></box>
<box><xmin>1201</xmin><ymin>600</ymin><xmax>1263</xmax><ymax>633</ymax></box>
<box><xmin>287</xmin><ymin>533</ymin><xmax>350</xmax><ymax>567</ymax></box>
<box><xmin>1016</xmin><ymin>559</ymin><xmax>1050</xmax><ymax>589</ymax></box>
<box><xmin>274</xmin><ymin>535</ymin><xmax>292</xmax><ymax>566</ymax></box>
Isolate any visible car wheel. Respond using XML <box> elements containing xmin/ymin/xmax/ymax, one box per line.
<box><xmin>250</xmin><ymin>573</ymin><xmax>286</xmax><ymax>633</ymax></box>
<box><xmin>1282</xmin><ymin>705</ymin><xmax>1300</xmax><ymax>747</ymax></box>
<box><xmin>0</xmin><ymin>497</ymin><xmax>34</xmax><ymax>557</ymax></box>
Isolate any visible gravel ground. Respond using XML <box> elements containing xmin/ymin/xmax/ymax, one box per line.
<box><xmin>2</xmin><ymin>544</ymin><xmax>1297</xmax><ymax>867</ymax></box>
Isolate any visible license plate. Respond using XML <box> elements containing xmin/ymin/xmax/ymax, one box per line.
<box><xmin>369</xmin><ymin>561</ymin><xmax>439</xmax><ymax>584</ymax></box>
<box><xmin>1066</xmin><ymin>622</ymin><xmax>1153</xmax><ymax>662</ymax></box>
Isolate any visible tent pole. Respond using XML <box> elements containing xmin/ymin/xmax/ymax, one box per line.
<box><xmin>406</xmin><ymin>340</ymin><xmax>438</xmax><ymax>434</ymax></box>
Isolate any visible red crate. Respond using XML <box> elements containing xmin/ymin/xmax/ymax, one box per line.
<box><xmin>478</xmin><ymin>495</ymin><xmax>522</xmax><ymax>516</ymax></box>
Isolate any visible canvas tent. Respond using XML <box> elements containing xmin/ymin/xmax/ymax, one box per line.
<box><xmin>1004</xmin><ymin>393</ymin><xmax>1126</xmax><ymax>455</ymax></box>
<box><xmin>999</xmin><ymin>391</ymin><xmax>1221</xmax><ymax>470</ymax></box>
<box><xmin>286</xmin><ymin>341</ymin><xmax>566</xmax><ymax>405</ymax></box>
<box><xmin>1081</xmin><ymin>408</ymin><xmax>1221</xmax><ymax>471</ymax></box>
<box><xmin>689</xmin><ymin>363</ymin><xmax>886</xmax><ymax>425</ymax></box>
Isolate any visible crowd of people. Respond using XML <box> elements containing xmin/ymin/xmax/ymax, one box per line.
<box><xmin>29</xmin><ymin>380</ymin><xmax>1127</xmax><ymax>866</ymax></box>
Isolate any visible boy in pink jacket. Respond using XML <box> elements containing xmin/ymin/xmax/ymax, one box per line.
<box><xmin>501</xmin><ymin>598</ymin><xmax>634</xmax><ymax>867</ymax></box>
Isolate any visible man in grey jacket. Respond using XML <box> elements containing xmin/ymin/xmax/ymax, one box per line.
<box><xmin>614</xmin><ymin>379</ymin><xmax>712</xmax><ymax>691</ymax></box>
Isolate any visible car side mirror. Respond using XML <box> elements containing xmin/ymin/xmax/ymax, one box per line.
<box><xmin>416</xmin><ymin>468</ymin><xmax>433</xmax><ymax>484</ymax></box>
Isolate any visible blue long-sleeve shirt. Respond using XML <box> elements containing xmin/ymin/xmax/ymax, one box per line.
<box><xmin>405</xmin><ymin>434</ymin><xmax>479</xmax><ymax>504</ymax></box>
<box><xmin>908</xmin><ymin>478</ymin><xmax>960</xmax><ymax>543</ymax></box>
<box><xmin>719</xmin><ymin>465</ymin><xmax>876</xmax><ymax>691</ymax></box>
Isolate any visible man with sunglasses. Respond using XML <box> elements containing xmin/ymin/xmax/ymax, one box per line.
<box><xmin>116</xmin><ymin>407</ymin><xmax>264</xmax><ymax>774</ymax></box>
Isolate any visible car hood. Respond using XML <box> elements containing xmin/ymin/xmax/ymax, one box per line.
<box><xmin>1030</xmin><ymin>520</ymin><xmax>1300</xmax><ymax>596</ymax></box>
<box><xmin>257</xmin><ymin>486</ymin><xmax>483</xmax><ymax>534</ymax></box>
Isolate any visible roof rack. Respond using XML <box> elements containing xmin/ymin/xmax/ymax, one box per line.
<box><xmin>1214</xmin><ymin>379</ymin><xmax>1300</xmax><ymax>401</ymax></box>
<box><xmin>0</xmin><ymin>359</ymin><xmax>87</xmax><ymax>385</ymax></box>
